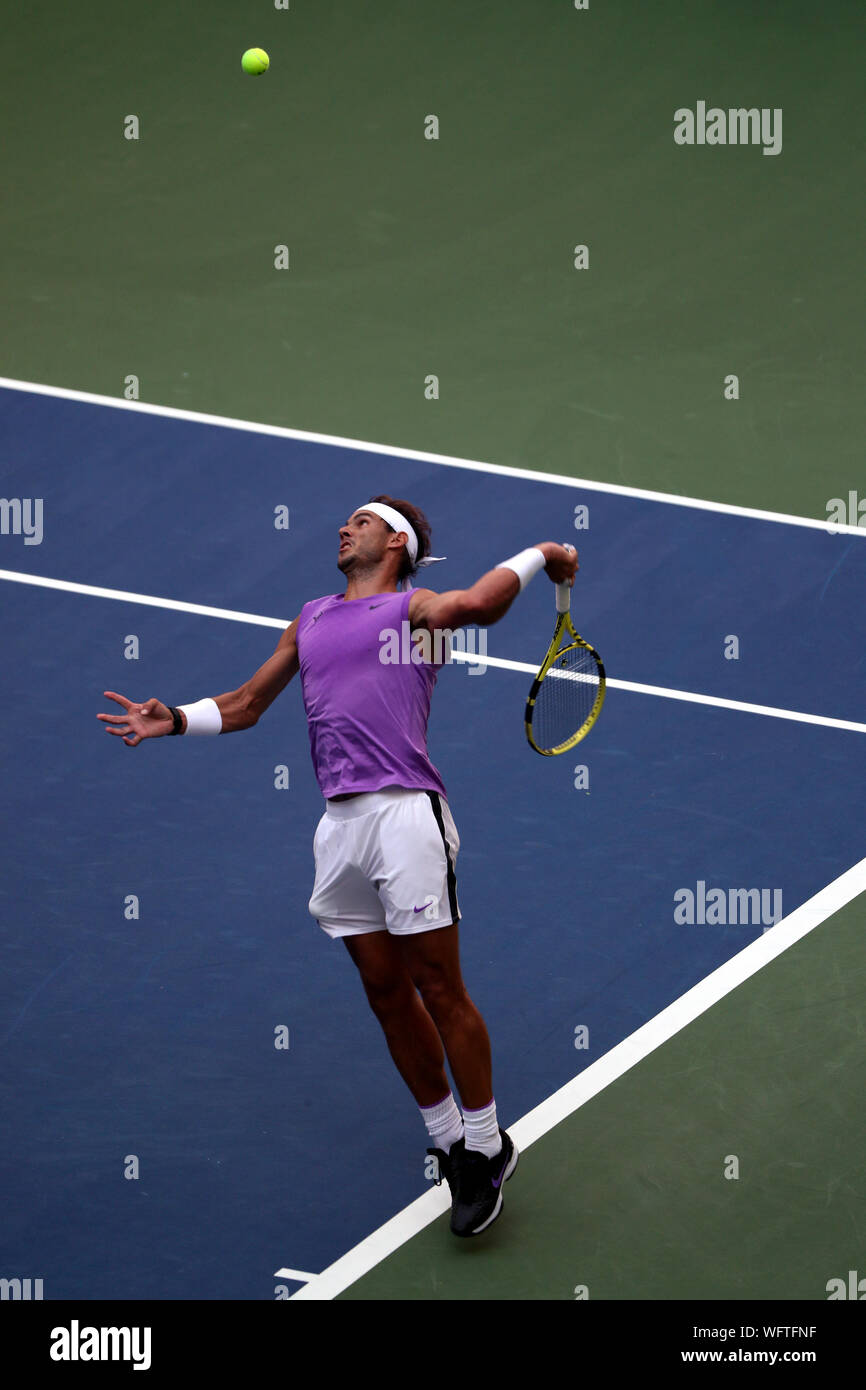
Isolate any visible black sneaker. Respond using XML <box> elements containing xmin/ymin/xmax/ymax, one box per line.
<box><xmin>426</xmin><ymin>1145</ymin><xmax>459</xmax><ymax>1198</ymax></box>
<box><xmin>449</xmin><ymin>1128</ymin><xmax>519</xmax><ymax>1237</ymax></box>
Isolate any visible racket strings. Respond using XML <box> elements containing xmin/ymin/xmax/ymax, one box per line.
<box><xmin>532</xmin><ymin>642</ymin><xmax>601</xmax><ymax>752</ymax></box>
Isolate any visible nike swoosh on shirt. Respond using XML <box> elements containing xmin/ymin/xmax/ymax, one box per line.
<box><xmin>369</xmin><ymin>601</ymin><xmax>388</xmax><ymax>609</ymax></box>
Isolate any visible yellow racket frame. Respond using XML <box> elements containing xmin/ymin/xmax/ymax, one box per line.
<box><xmin>525</xmin><ymin>581</ymin><xmax>606</xmax><ymax>756</ymax></box>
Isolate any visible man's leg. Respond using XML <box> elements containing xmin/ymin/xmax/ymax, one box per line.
<box><xmin>344</xmin><ymin>920</ymin><xmax>517</xmax><ymax>1235</ymax></box>
<box><xmin>345</xmin><ymin>920</ymin><xmax>494</xmax><ymax>1114</ymax></box>
<box><xmin>341</xmin><ymin>930</ymin><xmax>452</xmax><ymax>1108</ymax></box>
<box><xmin>398</xmin><ymin>920</ymin><xmax>518</xmax><ymax>1235</ymax></box>
<box><xmin>397</xmin><ymin>920</ymin><xmax>492</xmax><ymax>1111</ymax></box>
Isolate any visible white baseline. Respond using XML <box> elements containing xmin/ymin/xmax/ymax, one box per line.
<box><xmin>287</xmin><ymin>853</ymin><xmax>866</xmax><ymax>1298</ymax></box>
<box><xmin>2</xmin><ymin>375</ymin><xmax>866</xmax><ymax>537</ymax></box>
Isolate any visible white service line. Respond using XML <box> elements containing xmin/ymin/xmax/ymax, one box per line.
<box><xmin>448</xmin><ymin>650</ymin><xmax>866</xmax><ymax>734</ymax></box>
<box><xmin>286</xmin><ymin>852</ymin><xmax>866</xmax><ymax>1300</ymax></box>
<box><xmin>0</xmin><ymin>568</ymin><xmax>287</xmax><ymax>629</ymax></box>
<box><xmin>2</xmin><ymin>374</ymin><xmax>866</xmax><ymax>537</ymax></box>
<box><xmin>2</xmin><ymin>567</ymin><xmax>864</xmax><ymax>735</ymax></box>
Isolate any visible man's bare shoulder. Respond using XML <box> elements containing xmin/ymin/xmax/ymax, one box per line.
<box><xmin>407</xmin><ymin>588</ymin><xmax>439</xmax><ymax>628</ymax></box>
<box><xmin>275</xmin><ymin>610</ymin><xmax>308</xmax><ymax>649</ymax></box>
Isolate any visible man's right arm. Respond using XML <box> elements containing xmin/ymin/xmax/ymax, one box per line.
<box><xmin>98</xmin><ymin>615</ymin><xmax>302</xmax><ymax>746</ymax></box>
<box><xmin>211</xmin><ymin>615</ymin><xmax>301</xmax><ymax>732</ymax></box>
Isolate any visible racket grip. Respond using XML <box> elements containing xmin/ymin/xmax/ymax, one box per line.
<box><xmin>555</xmin><ymin>582</ymin><xmax>572</xmax><ymax>614</ymax></box>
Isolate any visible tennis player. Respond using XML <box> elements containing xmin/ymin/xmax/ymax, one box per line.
<box><xmin>98</xmin><ymin>496</ymin><xmax>577</xmax><ymax>1237</ymax></box>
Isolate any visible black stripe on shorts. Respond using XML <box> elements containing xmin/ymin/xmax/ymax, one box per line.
<box><xmin>425</xmin><ymin>791</ymin><xmax>458</xmax><ymax>922</ymax></box>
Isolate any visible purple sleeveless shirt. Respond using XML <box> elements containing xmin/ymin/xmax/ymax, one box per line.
<box><xmin>296</xmin><ymin>589</ymin><xmax>448</xmax><ymax>800</ymax></box>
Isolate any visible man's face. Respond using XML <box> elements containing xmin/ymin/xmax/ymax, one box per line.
<box><xmin>337</xmin><ymin>509</ymin><xmax>394</xmax><ymax>573</ymax></box>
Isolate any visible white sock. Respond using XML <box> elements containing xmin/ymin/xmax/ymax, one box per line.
<box><xmin>463</xmin><ymin>1098</ymin><xmax>501</xmax><ymax>1157</ymax></box>
<box><xmin>420</xmin><ymin>1092</ymin><xmax>464</xmax><ymax>1154</ymax></box>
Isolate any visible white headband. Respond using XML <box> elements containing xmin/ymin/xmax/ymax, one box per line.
<box><xmin>356</xmin><ymin>501</ymin><xmax>419</xmax><ymax>562</ymax></box>
<box><xmin>352</xmin><ymin>502</ymin><xmax>446</xmax><ymax>589</ymax></box>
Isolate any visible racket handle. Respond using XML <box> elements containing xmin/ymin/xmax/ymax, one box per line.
<box><xmin>557</xmin><ymin>542</ymin><xmax>576</xmax><ymax>613</ymax></box>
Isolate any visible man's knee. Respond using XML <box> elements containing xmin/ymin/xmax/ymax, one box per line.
<box><xmin>414</xmin><ymin>966</ymin><xmax>467</xmax><ymax>1026</ymax></box>
<box><xmin>356</xmin><ymin>959</ymin><xmax>417</xmax><ymax>1022</ymax></box>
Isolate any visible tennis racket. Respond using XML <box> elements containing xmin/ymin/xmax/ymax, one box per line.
<box><xmin>525</xmin><ymin>569</ymin><xmax>605</xmax><ymax>756</ymax></box>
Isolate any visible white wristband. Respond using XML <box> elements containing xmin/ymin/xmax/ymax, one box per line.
<box><xmin>178</xmin><ymin>697</ymin><xmax>222</xmax><ymax>735</ymax></box>
<box><xmin>495</xmin><ymin>547</ymin><xmax>546</xmax><ymax>591</ymax></box>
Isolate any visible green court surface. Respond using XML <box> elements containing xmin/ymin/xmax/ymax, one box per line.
<box><xmin>342</xmin><ymin>892</ymin><xmax>866</xmax><ymax>1301</ymax></box>
<box><xmin>1</xmin><ymin>1</ymin><xmax>862</xmax><ymax>518</ymax></box>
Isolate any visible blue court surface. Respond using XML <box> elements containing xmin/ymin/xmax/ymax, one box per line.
<box><xmin>1</xmin><ymin>383</ymin><xmax>864</xmax><ymax>1299</ymax></box>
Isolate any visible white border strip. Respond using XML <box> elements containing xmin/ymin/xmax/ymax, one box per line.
<box><xmin>288</xmin><ymin>853</ymin><xmax>866</xmax><ymax>1299</ymax></box>
<box><xmin>3</xmin><ymin>568</ymin><xmax>864</xmax><ymax>735</ymax></box>
<box><xmin>0</xmin><ymin>568</ymin><xmax>287</xmax><ymax>629</ymax></box>
<box><xmin>447</xmin><ymin>651</ymin><xmax>866</xmax><ymax>734</ymax></box>
<box><xmin>2</xmin><ymin>375</ymin><xmax>865</xmax><ymax>537</ymax></box>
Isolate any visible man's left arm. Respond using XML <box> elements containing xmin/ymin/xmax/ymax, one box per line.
<box><xmin>409</xmin><ymin>542</ymin><xmax>577</xmax><ymax>632</ymax></box>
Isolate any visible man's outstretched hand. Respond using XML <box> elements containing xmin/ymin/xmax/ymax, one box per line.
<box><xmin>97</xmin><ymin>692</ymin><xmax>176</xmax><ymax>747</ymax></box>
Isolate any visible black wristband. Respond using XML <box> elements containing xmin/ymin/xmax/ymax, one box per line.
<box><xmin>167</xmin><ymin>706</ymin><xmax>183</xmax><ymax>736</ymax></box>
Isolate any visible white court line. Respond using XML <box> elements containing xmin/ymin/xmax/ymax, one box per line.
<box><xmin>2</xmin><ymin>568</ymin><xmax>864</xmax><ymax>735</ymax></box>
<box><xmin>448</xmin><ymin>651</ymin><xmax>866</xmax><ymax>735</ymax></box>
<box><xmin>286</xmin><ymin>853</ymin><xmax>866</xmax><ymax>1299</ymax></box>
<box><xmin>273</xmin><ymin>1268</ymin><xmax>319</xmax><ymax>1285</ymax></box>
<box><xmin>0</xmin><ymin>568</ymin><xmax>286</xmax><ymax>629</ymax></box>
<box><xmin>2</xmin><ymin>374</ymin><xmax>866</xmax><ymax>537</ymax></box>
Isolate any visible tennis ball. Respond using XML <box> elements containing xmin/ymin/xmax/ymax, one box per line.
<box><xmin>241</xmin><ymin>48</ymin><xmax>269</xmax><ymax>76</ymax></box>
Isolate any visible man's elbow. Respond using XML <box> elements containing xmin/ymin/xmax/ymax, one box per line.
<box><xmin>436</xmin><ymin>593</ymin><xmax>482</xmax><ymax>629</ymax></box>
<box><xmin>465</xmin><ymin>578</ymin><xmax>520</xmax><ymax>626</ymax></box>
<box><xmin>239</xmin><ymin>686</ymin><xmax>262</xmax><ymax>727</ymax></box>
<box><xmin>445</xmin><ymin>593</ymin><xmax>503</xmax><ymax>629</ymax></box>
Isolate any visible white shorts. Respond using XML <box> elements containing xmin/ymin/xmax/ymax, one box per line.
<box><xmin>308</xmin><ymin>787</ymin><xmax>461</xmax><ymax>938</ymax></box>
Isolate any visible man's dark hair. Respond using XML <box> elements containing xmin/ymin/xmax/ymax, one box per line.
<box><xmin>368</xmin><ymin>495</ymin><xmax>432</xmax><ymax>582</ymax></box>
